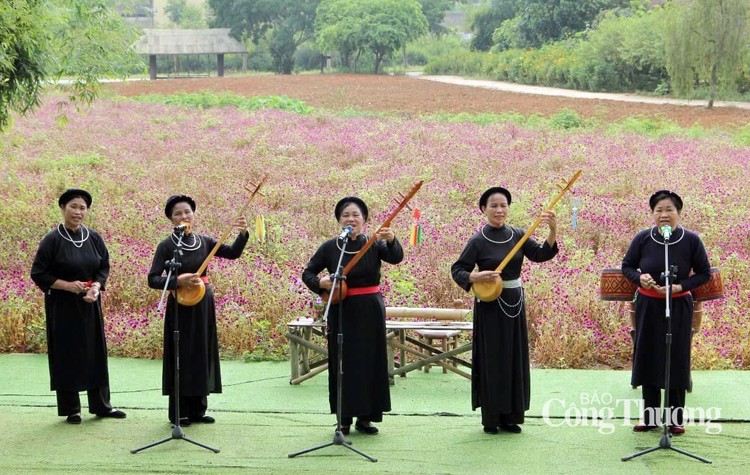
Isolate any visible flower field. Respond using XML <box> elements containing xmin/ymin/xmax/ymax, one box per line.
<box><xmin>1</xmin><ymin>82</ymin><xmax>749</xmax><ymax>369</ymax></box>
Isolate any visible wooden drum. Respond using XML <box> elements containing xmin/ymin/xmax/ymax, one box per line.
<box><xmin>691</xmin><ymin>267</ymin><xmax>724</xmax><ymax>302</ymax></box>
<box><xmin>599</xmin><ymin>268</ymin><xmax>637</xmax><ymax>301</ymax></box>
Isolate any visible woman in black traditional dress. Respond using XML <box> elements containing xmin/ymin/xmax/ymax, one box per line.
<box><xmin>622</xmin><ymin>190</ymin><xmax>710</xmax><ymax>435</ymax></box>
<box><xmin>302</xmin><ymin>197</ymin><xmax>403</xmax><ymax>435</ymax></box>
<box><xmin>30</xmin><ymin>188</ymin><xmax>127</xmax><ymax>424</ymax></box>
<box><xmin>451</xmin><ymin>186</ymin><xmax>558</xmax><ymax>434</ymax></box>
<box><xmin>148</xmin><ymin>195</ymin><xmax>248</xmax><ymax>426</ymax></box>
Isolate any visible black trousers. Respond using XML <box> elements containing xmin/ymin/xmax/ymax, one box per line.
<box><xmin>168</xmin><ymin>394</ymin><xmax>208</xmax><ymax>422</ymax></box>
<box><xmin>481</xmin><ymin>408</ymin><xmax>525</xmax><ymax>427</ymax></box>
<box><xmin>641</xmin><ymin>384</ymin><xmax>686</xmax><ymax>426</ymax></box>
<box><xmin>56</xmin><ymin>386</ymin><xmax>113</xmax><ymax>417</ymax></box>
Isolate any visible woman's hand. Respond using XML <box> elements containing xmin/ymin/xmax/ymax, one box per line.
<box><xmin>639</xmin><ymin>273</ymin><xmax>655</xmax><ymax>289</ymax></box>
<box><xmin>177</xmin><ymin>273</ymin><xmax>202</xmax><ymax>289</ymax></box>
<box><xmin>376</xmin><ymin>227</ymin><xmax>395</xmax><ymax>244</ymax></box>
<box><xmin>652</xmin><ymin>283</ymin><xmax>683</xmax><ymax>295</ymax></box>
<box><xmin>82</xmin><ymin>283</ymin><xmax>100</xmax><ymax>303</ymax></box>
<box><xmin>234</xmin><ymin>215</ymin><xmax>248</xmax><ymax>235</ymax></box>
<box><xmin>470</xmin><ymin>270</ymin><xmax>501</xmax><ymax>283</ymax></box>
<box><xmin>66</xmin><ymin>280</ymin><xmax>89</xmax><ymax>294</ymax></box>
<box><xmin>318</xmin><ymin>275</ymin><xmax>333</xmax><ymax>291</ymax></box>
<box><xmin>540</xmin><ymin>210</ymin><xmax>557</xmax><ymax>246</ymax></box>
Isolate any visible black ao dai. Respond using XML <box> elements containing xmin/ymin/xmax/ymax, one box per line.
<box><xmin>452</xmin><ymin>224</ymin><xmax>558</xmax><ymax>423</ymax></box>
<box><xmin>622</xmin><ymin>226</ymin><xmax>710</xmax><ymax>390</ymax></box>
<box><xmin>30</xmin><ymin>226</ymin><xmax>111</xmax><ymax>392</ymax></box>
<box><xmin>302</xmin><ymin>234</ymin><xmax>403</xmax><ymax>422</ymax></box>
<box><xmin>148</xmin><ymin>231</ymin><xmax>248</xmax><ymax>397</ymax></box>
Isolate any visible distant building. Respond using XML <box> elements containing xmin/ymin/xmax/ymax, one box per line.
<box><xmin>117</xmin><ymin>0</ymin><xmax>207</xmax><ymax>28</ymax></box>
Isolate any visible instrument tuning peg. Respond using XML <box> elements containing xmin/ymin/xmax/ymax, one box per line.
<box><xmin>394</xmin><ymin>193</ymin><xmax>413</xmax><ymax>211</ymax></box>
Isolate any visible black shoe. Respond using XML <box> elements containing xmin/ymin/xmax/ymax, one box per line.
<box><xmin>190</xmin><ymin>415</ymin><xmax>215</xmax><ymax>424</ymax></box>
<box><xmin>340</xmin><ymin>425</ymin><xmax>350</xmax><ymax>435</ymax></box>
<box><xmin>171</xmin><ymin>417</ymin><xmax>191</xmax><ymax>427</ymax></box>
<box><xmin>66</xmin><ymin>414</ymin><xmax>82</xmax><ymax>424</ymax></box>
<box><xmin>500</xmin><ymin>423</ymin><xmax>522</xmax><ymax>433</ymax></box>
<box><xmin>483</xmin><ymin>426</ymin><xmax>499</xmax><ymax>434</ymax></box>
<box><xmin>355</xmin><ymin>420</ymin><xmax>379</xmax><ymax>435</ymax></box>
<box><xmin>96</xmin><ymin>409</ymin><xmax>127</xmax><ymax>419</ymax></box>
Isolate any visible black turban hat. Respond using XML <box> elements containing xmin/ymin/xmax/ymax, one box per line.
<box><xmin>649</xmin><ymin>189</ymin><xmax>683</xmax><ymax>212</ymax></box>
<box><xmin>164</xmin><ymin>194</ymin><xmax>196</xmax><ymax>218</ymax></box>
<box><xmin>478</xmin><ymin>186</ymin><xmax>512</xmax><ymax>210</ymax></box>
<box><xmin>58</xmin><ymin>188</ymin><xmax>92</xmax><ymax>208</ymax></box>
<box><xmin>335</xmin><ymin>196</ymin><xmax>368</xmax><ymax>221</ymax></box>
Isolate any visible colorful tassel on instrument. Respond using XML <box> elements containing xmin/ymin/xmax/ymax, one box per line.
<box><xmin>408</xmin><ymin>207</ymin><xmax>423</xmax><ymax>246</ymax></box>
<box><xmin>254</xmin><ymin>215</ymin><xmax>266</xmax><ymax>242</ymax></box>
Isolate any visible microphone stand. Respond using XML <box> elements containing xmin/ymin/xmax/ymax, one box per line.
<box><xmin>289</xmin><ymin>233</ymin><xmax>377</xmax><ymax>462</ymax></box>
<box><xmin>132</xmin><ymin>228</ymin><xmax>219</xmax><ymax>454</ymax></box>
<box><xmin>622</xmin><ymin>229</ymin><xmax>710</xmax><ymax>463</ymax></box>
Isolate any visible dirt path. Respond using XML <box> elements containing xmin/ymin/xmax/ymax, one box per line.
<box><xmin>107</xmin><ymin>74</ymin><xmax>750</xmax><ymax>128</ymax></box>
<box><xmin>410</xmin><ymin>74</ymin><xmax>750</xmax><ymax>110</ymax></box>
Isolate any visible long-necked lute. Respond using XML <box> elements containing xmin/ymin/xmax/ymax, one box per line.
<box><xmin>323</xmin><ymin>180</ymin><xmax>423</xmax><ymax>304</ymax></box>
<box><xmin>176</xmin><ymin>175</ymin><xmax>268</xmax><ymax>306</ymax></box>
<box><xmin>472</xmin><ymin>170</ymin><xmax>581</xmax><ymax>302</ymax></box>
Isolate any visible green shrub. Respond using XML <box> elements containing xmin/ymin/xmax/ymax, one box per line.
<box><xmin>133</xmin><ymin>92</ymin><xmax>313</xmax><ymax>114</ymax></box>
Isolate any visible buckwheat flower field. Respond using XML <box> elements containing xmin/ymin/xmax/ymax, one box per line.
<box><xmin>1</xmin><ymin>96</ymin><xmax>748</xmax><ymax>369</ymax></box>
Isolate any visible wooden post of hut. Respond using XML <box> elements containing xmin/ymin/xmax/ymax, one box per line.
<box><xmin>217</xmin><ymin>53</ymin><xmax>225</xmax><ymax>77</ymax></box>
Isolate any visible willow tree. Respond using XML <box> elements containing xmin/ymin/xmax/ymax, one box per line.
<box><xmin>664</xmin><ymin>0</ymin><xmax>749</xmax><ymax>108</ymax></box>
<box><xmin>0</xmin><ymin>0</ymin><xmax>142</xmax><ymax>131</ymax></box>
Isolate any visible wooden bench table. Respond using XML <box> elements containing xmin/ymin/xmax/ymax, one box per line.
<box><xmin>286</xmin><ymin>307</ymin><xmax>473</xmax><ymax>385</ymax></box>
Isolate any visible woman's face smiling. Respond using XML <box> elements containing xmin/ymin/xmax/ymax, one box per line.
<box><xmin>482</xmin><ymin>193</ymin><xmax>509</xmax><ymax>228</ymax></box>
<box><xmin>61</xmin><ymin>197</ymin><xmax>88</xmax><ymax>231</ymax></box>
<box><xmin>338</xmin><ymin>203</ymin><xmax>365</xmax><ymax>237</ymax></box>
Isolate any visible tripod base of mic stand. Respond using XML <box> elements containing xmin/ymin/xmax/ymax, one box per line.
<box><xmin>131</xmin><ymin>423</ymin><xmax>220</xmax><ymax>454</ymax></box>
<box><xmin>288</xmin><ymin>429</ymin><xmax>377</xmax><ymax>462</ymax></box>
<box><xmin>622</xmin><ymin>432</ymin><xmax>711</xmax><ymax>463</ymax></box>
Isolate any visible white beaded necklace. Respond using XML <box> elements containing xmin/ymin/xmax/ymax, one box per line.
<box><xmin>57</xmin><ymin>223</ymin><xmax>90</xmax><ymax>248</ymax></box>
<box><xmin>481</xmin><ymin>224</ymin><xmax>514</xmax><ymax>244</ymax></box>
<box><xmin>171</xmin><ymin>232</ymin><xmax>202</xmax><ymax>252</ymax></box>
<box><xmin>336</xmin><ymin>234</ymin><xmax>366</xmax><ymax>255</ymax></box>
<box><xmin>649</xmin><ymin>225</ymin><xmax>685</xmax><ymax>246</ymax></box>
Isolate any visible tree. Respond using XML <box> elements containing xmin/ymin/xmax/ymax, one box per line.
<box><xmin>469</xmin><ymin>0</ymin><xmax>518</xmax><ymax>51</ymax></box>
<box><xmin>208</xmin><ymin>0</ymin><xmax>320</xmax><ymax>74</ymax></box>
<box><xmin>417</xmin><ymin>0</ymin><xmax>453</xmax><ymax>37</ymax></box>
<box><xmin>664</xmin><ymin>0</ymin><xmax>748</xmax><ymax>108</ymax></box>
<box><xmin>0</xmin><ymin>0</ymin><xmax>142</xmax><ymax>131</ymax></box>
<box><xmin>316</xmin><ymin>0</ymin><xmax>428</xmax><ymax>73</ymax></box>
<box><xmin>165</xmin><ymin>0</ymin><xmax>207</xmax><ymax>28</ymax></box>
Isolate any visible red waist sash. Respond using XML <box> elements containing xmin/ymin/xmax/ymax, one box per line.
<box><xmin>346</xmin><ymin>285</ymin><xmax>380</xmax><ymax>296</ymax></box>
<box><xmin>638</xmin><ymin>287</ymin><xmax>690</xmax><ymax>299</ymax></box>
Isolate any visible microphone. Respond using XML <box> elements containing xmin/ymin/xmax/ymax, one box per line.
<box><xmin>660</xmin><ymin>225</ymin><xmax>672</xmax><ymax>240</ymax></box>
<box><xmin>174</xmin><ymin>224</ymin><xmax>188</xmax><ymax>233</ymax></box>
<box><xmin>338</xmin><ymin>225</ymin><xmax>353</xmax><ymax>239</ymax></box>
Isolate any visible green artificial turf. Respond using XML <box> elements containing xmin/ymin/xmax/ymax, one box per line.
<box><xmin>1</xmin><ymin>354</ymin><xmax>748</xmax><ymax>474</ymax></box>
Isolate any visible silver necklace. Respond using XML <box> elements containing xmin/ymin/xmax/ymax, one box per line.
<box><xmin>57</xmin><ymin>224</ymin><xmax>89</xmax><ymax>248</ymax></box>
<box><xmin>171</xmin><ymin>232</ymin><xmax>202</xmax><ymax>252</ymax></box>
<box><xmin>336</xmin><ymin>235</ymin><xmax>365</xmax><ymax>254</ymax></box>
<box><xmin>649</xmin><ymin>225</ymin><xmax>685</xmax><ymax>246</ymax></box>
<box><xmin>481</xmin><ymin>225</ymin><xmax>513</xmax><ymax>244</ymax></box>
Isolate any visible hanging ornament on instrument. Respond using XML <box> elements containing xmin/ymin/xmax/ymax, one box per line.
<box><xmin>254</xmin><ymin>214</ymin><xmax>266</xmax><ymax>243</ymax></box>
<box><xmin>408</xmin><ymin>207</ymin><xmax>423</xmax><ymax>246</ymax></box>
<box><xmin>571</xmin><ymin>197</ymin><xmax>580</xmax><ymax>231</ymax></box>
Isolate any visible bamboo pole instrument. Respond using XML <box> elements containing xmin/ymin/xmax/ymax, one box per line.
<box><xmin>176</xmin><ymin>175</ymin><xmax>268</xmax><ymax>306</ymax></box>
<box><xmin>472</xmin><ymin>170</ymin><xmax>581</xmax><ymax>302</ymax></box>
